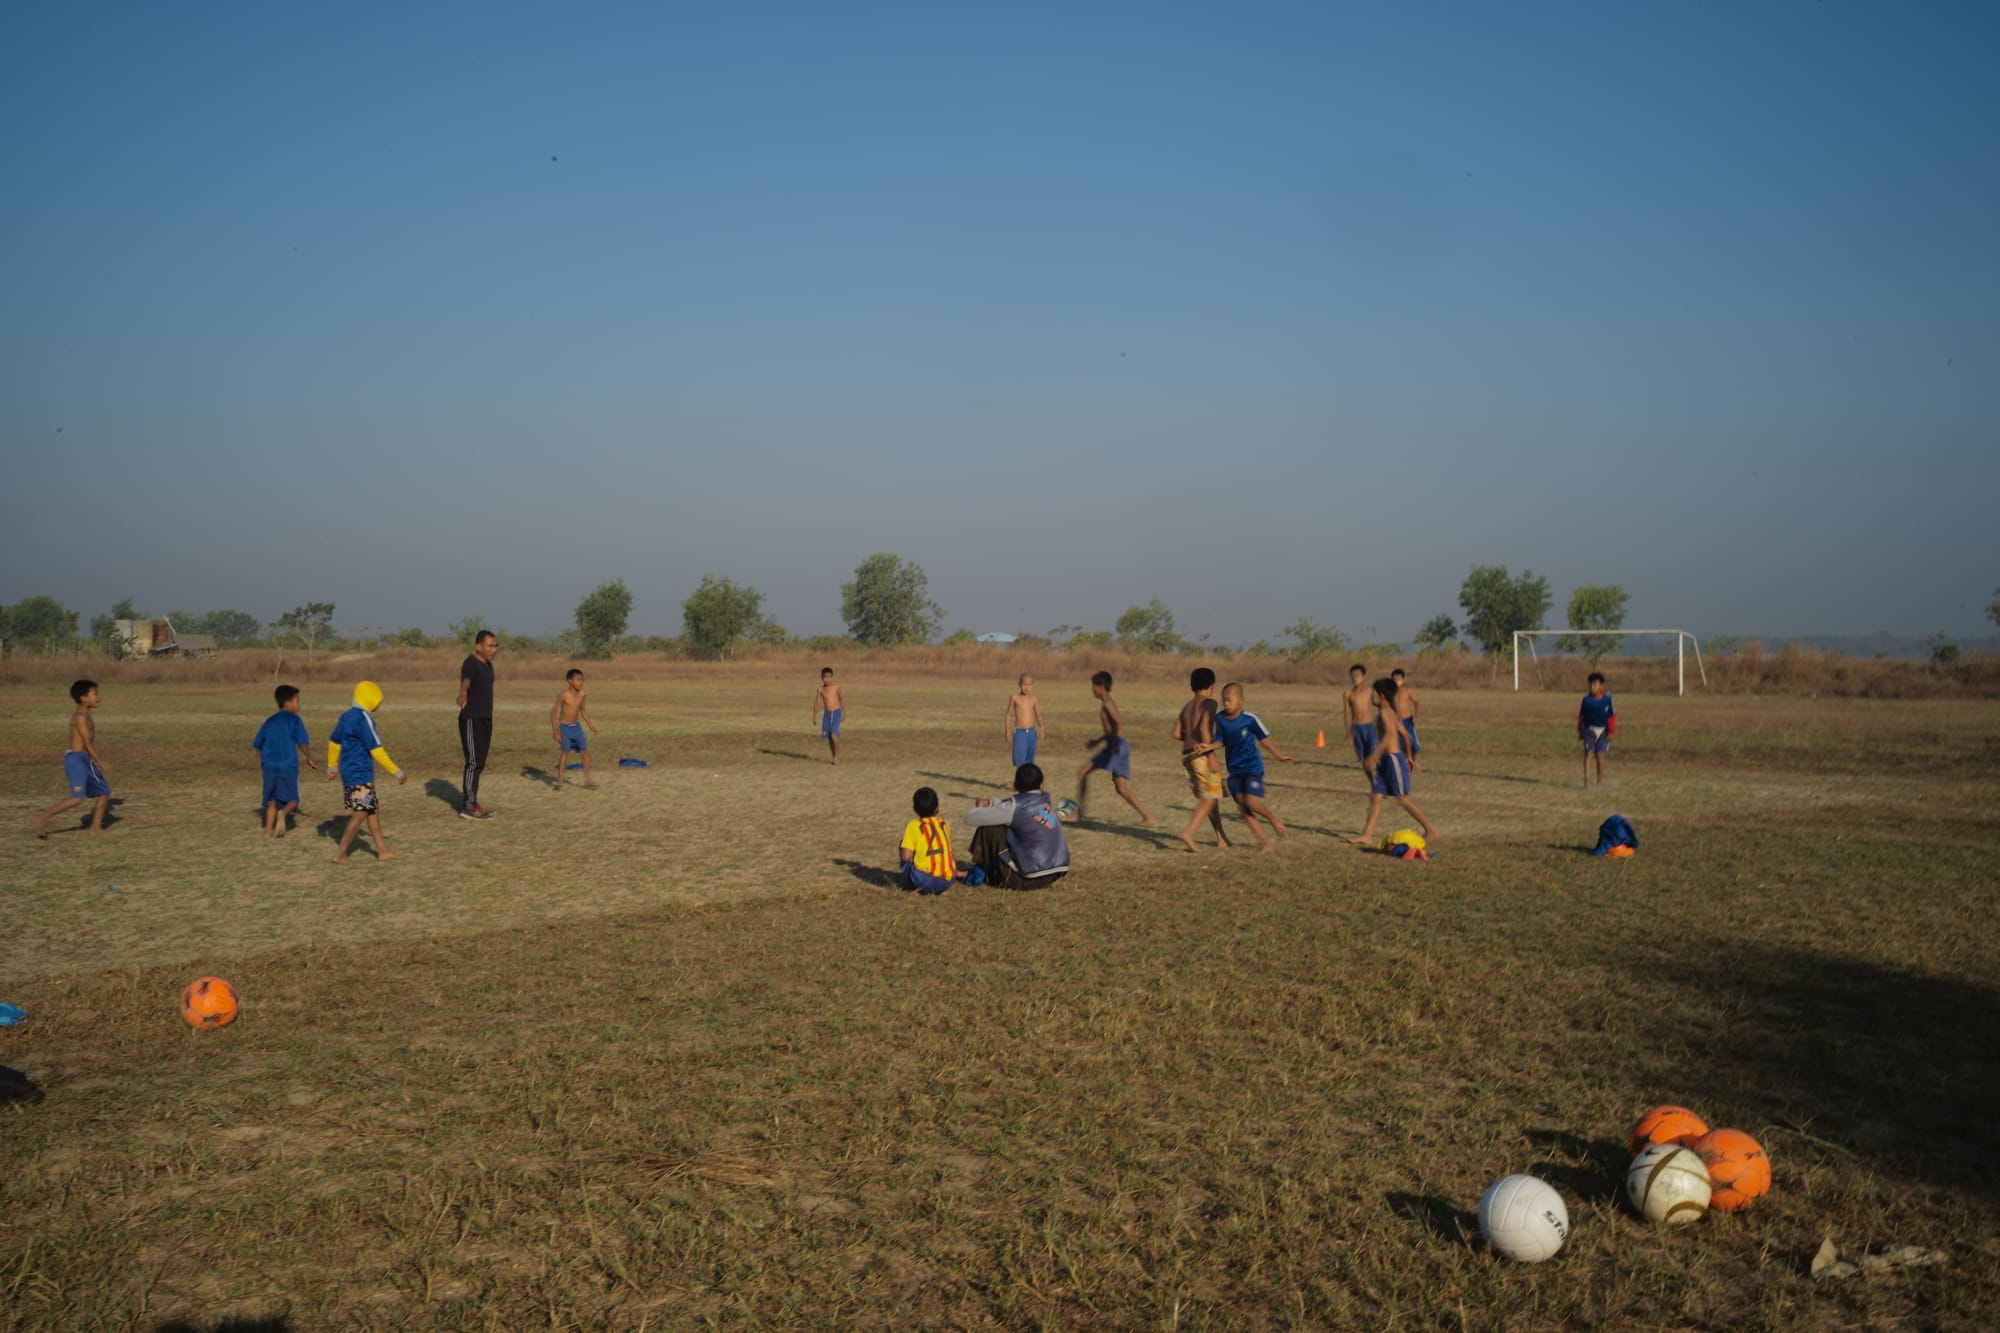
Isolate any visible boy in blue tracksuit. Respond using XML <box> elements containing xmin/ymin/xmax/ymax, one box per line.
<box><xmin>327</xmin><ymin>680</ymin><xmax>407</xmax><ymax>863</ymax></box>
<box><xmin>252</xmin><ymin>684</ymin><xmax>317</xmax><ymax>838</ymax></box>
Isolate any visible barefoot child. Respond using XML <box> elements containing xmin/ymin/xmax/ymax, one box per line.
<box><xmin>1216</xmin><ymin>682</ymin><xmax>1294</xmax><ymax>851</ymax></box>
<box><xmin>1003</xmin><ymin>673</ymin><xmax>1049</xmax><ymax>767</ymax></box>
<box><xmin>32</xmin><ymin>680</ymin><xmax>111</xmax><ymax>838</ymax></box>
<box><xmin>550</xmin><ymin>668</ymin><xmax>599</xmax><ymax>789</ymax></box>
<box><xmin>327</xmin><ymin>681</ymin><xmax>407</xmax><ymax>863</ymax></box>
<box><xmin>1353</xmin><ymin>677</ymin><xmax>1439</xmax><ymax>846</ymax></box>
<box><xmin>1390</xmin><ymin>667</ymin><xmax>1422</xmax><ymax>769</ymax></box>
<box><xmin>1076</xmin><ymin>671</ymin><xmax>1152</xmax><ymax>825</ymax></box>
<box><xmin>1579</xmin><ymin>671</ymin><xmax>1615</xmax><ymax>786</ymax></box>
<box><xmin>1172</xmin><ymin>666</ymin><xmax>1229</xmax><ymax>852</ymax></box>
<box><xmin>897</xmin><ymin>786</ymin><xmax>958</xmax><ymax>895</ymax></box>
<box><xmin>1342</xmin><ymin>663</ymin><xmax>1376</xmax><ymax>777</ymax></box>
<box><xmin>812</xmin><ymin>667</ymin><xmax>844</xmax><ymax>765</ymax></box>
<box><xmin>252</xmin><ymin>684</ymin><xmax>318</xmax><ymax>838</ymax></box>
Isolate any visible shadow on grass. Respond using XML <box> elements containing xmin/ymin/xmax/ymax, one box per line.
<box><xmin>1524</xmin><ymin>1128</ymin><xmax>1627</xmax><ymax>1205</ymax></box>
<box><xmin>423</xmin><ymin>777</ymin><xmax>464</xmax><ymax>809</ymax></box>
<box><xmin>1068</xmin><ymin>819</ymin><xmax>1179</xmax><ymax>850</ymax></box>
<box><xmin>521</xmin><ymin>766</ymin><xmax>558</xmax><ymax>789</ymax></box>
<box><xmin>916</xmin><ymin>770</ymin><xmax>1006</xmax><ymax>790</ymax></box>
<box><xmin>832</xmin><ymin>857</ymin><xmax>901</xmax><ymax>890</ymax></box>
<box><xmin>758</xmin><ymin>747</ymin><xmax>814</xmax><ymax>763</ymax></box>
<box><xmin>0</xmin><ymin>1065</ymin><xmax>45</xmax><ymax>1105</ymax></box>
<box><xmin>1543</xmin><ymin>843</ymin><xmax>1599</xmax><ymax>856</ymax></box>
<box><xmin>157</xmin><ymin>1318</ymin><xmax>291</xmax><ymax>1333</ymax></box>
<box><xmin>1629</xmin><ymin>945</ymin><xmax>2000</xmax><ymax>1201</ymax></box>
<box><xmin>1422</xmin><ymin>768</ymin><xmax>1545</xmax><ymax>785</ymax></box>
<box><xmin>314</xmin><ymin>816</ymin><xmax>348</xmax><ymax>842</ymax></box>
<box><xmin>1386</xmin><ymin>1191</ymin><xmax>1477</xmax><ymax>1245</ymax></box>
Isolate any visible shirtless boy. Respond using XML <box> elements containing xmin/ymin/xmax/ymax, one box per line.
<box><xmin>812</xmin><ymin>667</ymin><xmax>844</xmax><ymax>765</ymax></box>
<box><xmin>1172</xmin><ymin>666</ymin><xmax>1229</xmax><ymax>853</ymax></box>
<box><xmin>1003</xmin><ymin>673</ymin><xmax>1049</xmax><ymax>766</ymax></box>
<box><xmin>550</xmin><ymin>668</ymin><xmax>599</xmax><ymax>789</ymax></box>
<box><xmin>1076</xmin><ymin>671</ymin><xmax>1152</xmax><ymax>825</ymax></box>
<box><xmin>1342</xmin><ymin>664</ymin><xmax>1376</xmax><ymax>775</ymax></box>
<box><xmin>1389</xmin><ymin>667</ymin><xmax>1422</xmax><ymax>769</ymax></box>
<box><xmin>33</xmin><ymin>679</ymin><xmax>111</xmax><ymax>837</ymax></box>
<box><xmin>1351</xmin><ymin>677</ymin><xmax>1439</xmax><ymax>846</ymax></box>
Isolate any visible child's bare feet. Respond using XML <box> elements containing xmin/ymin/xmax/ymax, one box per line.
<box><xmin>31</xmin><ymin>817</ymin><xmax>47</xmax><ymax>839</ymax></box>
<box><xmin>1179</xmin><ymin>833</ymin><xmax>1199</xmax><ymax>853</ymax></box>
<box><xmin>273</xmin><ymin>829</ymin><xmax>286</xmax><ymax>839</ymax></box>
<box><xmin>331</xmin><ymin>853</ymin><xmax>350</xmax><ymax>863</ymax></box>
<box><xmin>378</xmin><ymin>851</ymin><xmax>405</xmax><ymax>862</ymax></box>
<box><xmin>1345</xmin><ymin>834</ymin><xmax>1373</xmax><ymax>846</ymax></box>
<box><xmin>583</xmin><ymin>781</ymin><xmax>597</xmax><ymax>789</ymax></box>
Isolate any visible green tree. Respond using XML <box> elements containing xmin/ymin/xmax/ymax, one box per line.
<box><xmin>1280</xmin><ymin>617</ymin><xmax>1349</xmax><ymax>663</ymax></box>
<box><xmin>1988</xmin><ymin>587</ymin><xmax>1999</xmax><ymax>629</ymax></box>
<box><xmin>681</xmin><ymin>575</ymin><xmax>767</xmax><ymax>660</ymax></box>
<box><xmin>1066</xmin><ymin>629</ymin><xmax>1113</xmax><ymax>649</ymax></box>
<box><xmin>1559</xmin><ymin>583</ymin><xmax>1630</xmax><ymax>664</ymax></box>
<box><xmin>941</xmin><ymin>628</ymin><xmax>977</xmax><ymax>646</ymax></box>
<box><xmin>574</xmin><ymin>579</ymin><xmax>635</xmax><ymax>657</ymax></box>
<box><xmin>1929</xmin><ymin>633</ymin><xmax>1960</xmax><ymax>669</ymax></box>
<box><xmin>276</xmin><ymin>602</ymin><xmax>337</xmax><ymax>659</ymax></box>
<box><xmin>5</xmin><ymin>595</ymin><xmax>79</xmax><ymax>653</ymax></box>
<box><xmin>1116</xmin><ymin>599</ymin><xmax>1182</xmax><ymax>653</ymax></box>
<box><xmin>90</xmin><ymin>596</ymin><xmax>138</xmax><ymax>657</ymax></box>
<box><xmin>1457</xmin><ymin>565</ymin><xmax>1551</xmax><ymax>659</ymax></box>
<box><xmin>840</xmin><ymin>553</ymin><xmax>942</xmax><ymax>647</ymax></box>
<box><xmin>1414</xmin><ymin>614</ymin><xmax>1458</xmax><ymax>651</ymax></box>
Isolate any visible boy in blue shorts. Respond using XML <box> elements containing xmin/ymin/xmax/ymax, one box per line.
<box><xmin>550</xmin><ymin>668</ymin><xmax>599</xmax><ymax>789</ymax></box>
<box><xmin>1342</xmin><ymin>663</ymin><xmax>1376</xmax><ymax>777</ymax></box>
<box><xmin>327</xmin><ymin>680</ymin><xmax>407</xmax><ymax>863</ymax></box>
<box><xmin>812</xmin><ymin>667</ymin><xmax>844</xmax><ymax>765</ymax></box>
<box><xmin>252</xmin><ymin>684</ymin><xmax>318</xmax><ymax>838</ymax></box>
<box><xmin>897</xmin><ymin>786</ymin><xmax>958</xmax><ymax>895</ymax></box>
<box><xmin>1389</xmin><ymin>667</ymin><xmax>1422</xmax><ymax>768</ymax></box>
<box><xmin>1579</xmin><ymin>671</ymin><xmax>1615</xmax><ymax>786</ymax></box>
<box><xmin>1215</xmin><ymin>682</ymin><xmax>1294</xmax><ymax>852</ymax></box>
<box><xmin>1003</xmin><ymin>673</ymin><xmax>1047</xmax><ymax>767</ymax></box>
<box><xmin>1352</xmin><ymin>677</ymin><xmax>1438</xmax><ymax>846</ymax></box>
<box><xmin>1076</xmin><ymin>671</ymin><xmax>1152</xmax><ymax>825</ymax></box>
<box><xmin>33</xmin><ymin>680</ymin><xmax>111</xmax><ymax>838</ymax></box>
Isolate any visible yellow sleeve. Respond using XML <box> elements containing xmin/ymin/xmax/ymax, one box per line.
<box><xmin>327</xmin><ymin>742</ymin><xmax>341</xmax><ymax>770</ymax></box>
<box><xmin>369</xmin><ymin>745</ymin><xmax>401</xmax><ymax>777</ymax></box>
<box><xmin>899</xmin><ymin>819</ymin><xmax>921</xmax><ymax>857</ymax></box>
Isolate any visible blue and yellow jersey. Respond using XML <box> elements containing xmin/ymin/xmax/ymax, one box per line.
<box><xmin>899</xmin><ymin>816</ymin><xmax>955</xmax><ymax>880</ymax></box>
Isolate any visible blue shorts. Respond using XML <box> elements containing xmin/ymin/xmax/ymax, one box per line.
<box><xmin>559</xmin><ymin>722</ymin><xmax>588</xmax><ymax>753</ymax></box>
<box><xmin>1371</xmin><ymin>753</ymin><xmax>1412</xmax><ymax>797</ymax></box>
<box><xmin>262</xmin><ymin>767</ymin><xmax>301</xmax><ymax>807</ymax></box>
<box><xmin>821</xmin><ymin>709</ymin><xmax>843</xmax><ymax>737</ymax></box>
<box><xmin>63</xmin><ymin>752</ymin><xmax>110</xmax><ymax>799</ymax></box>
<box><xmin>1226</xmin><ymin>772</ymin><xmax>1266</xmax><ymax>801</ymax></box>
<box><xmin>1088</xmin><ymin>737</ymin><xmax>1131</xmax><ymax>781</ymax></box>
<box><xmin>901</xmin><ymin>862</ymin><xmax>953</xmax><ymax>896</ymax></box>
<box><xmin>1400</xmin><ymin>718</ymin><xmax>1421</xmax><ymax>754</ymax></box>
<box><xmin>1350</xmin><ymin>723</ymin><xmax>1378</xmax><ymax>764</ymax></box>
<box><xmin>1583</xmin><ymin>727</ymin><xmax>1611</xmax><ymax>755</ymax></box>
<box><xmin>1012</xmin><ymin>728</ymin><xmax>1039</xmax><ymax>766</ymax></box>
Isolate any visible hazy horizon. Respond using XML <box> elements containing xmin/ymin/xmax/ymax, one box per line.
<box><xmin>4</xmin><ymin>4</ymin><xmax>1995</xmax><ymax>645</ymax></box>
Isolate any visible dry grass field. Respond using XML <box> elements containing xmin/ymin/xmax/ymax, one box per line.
<box><xmin>3</xmin><ymin>662</ymin><xmax>1998</xmax><ymax>1329</ymax></box>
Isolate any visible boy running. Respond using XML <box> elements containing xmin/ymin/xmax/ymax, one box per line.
<box><xmin>1579</xmin><ymin>671</ymin><xmax>1615</xmax><ymax>786</ymax></box>
<box><xmin>550</xmin><ymin>668</ymin><xmax>599</xmax><ymax>789</ymax></box>
<box><xmin>1076</xmin><ymin>671</ymin><xmax>1152</xmax><ymax>825</ymax></box>
<box><xmin>1352</xmin><ymin>677</ymin><xmax>1439</xmax><ymax>846</ymax></box>
<box><xmin>1390</xmin><ymin>667</ymin><xmax>1422</xmax><ymax>769</ymax></box>
<box><xmin>32</xmin><ymin>679</ymin><xmax>111</xmax><ymax>838</ymax></box>
<box><xmin>1342</xmin><ymin>663</ymin><xmax>1376</xmax><ymax>775</ymax></box>
<box><xmin>327</xmin><ymin>681</ymin><xmax>407</xmax><ymax>863</ymax></box>
<box><xmin>252</xmin><ymin>684</ymin><xmax>318</xmax><ymax>838</ymax></box>
<box><xmin>1003</xmin><ymin>673</ymin><xmax>1048</xmax><ymax>766</ymax></box>
<box><xmin>812</xmin><ymin>667</ymin><xmax>844</xmax><ymax>765</ymax></box>
<box><xmin>1216</xmin><ymin>682</ymin><xmax>1293</xmax><ymax>852</ymax></box>
<box><xmin>1172</xmin><ymin>666</ymin><xmax>1229</xmax><ymax>853</ymax></box>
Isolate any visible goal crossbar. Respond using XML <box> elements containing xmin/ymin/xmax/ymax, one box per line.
<box><xmin>1512</xmin><ymin>629</ymin><xmax>1708</xmax><ymax>696</ymax></box>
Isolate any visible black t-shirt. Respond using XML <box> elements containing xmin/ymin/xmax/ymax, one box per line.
<box><xmin>459</xmin><ymin>655</ymin><xmax>495</xmax><ymax>719</ymax></box>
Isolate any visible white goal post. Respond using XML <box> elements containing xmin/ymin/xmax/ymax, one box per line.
<box><xmin>1512</xmin><ymin>629</ymin><xmax>1709</xmax><ymax>696</ymax></box>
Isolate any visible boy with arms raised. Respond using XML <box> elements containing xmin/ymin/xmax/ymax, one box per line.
<box><xmin>1172</xmin><ymin>666</ymin><xmax>1229</xmax><ymax>853</ymax></box>
<box><xmin>964</xmin><ymin>763</ymin><xmax>1071</xmax><ymax>890</ymax></box>
<box><xmin>1579</xmin><ymin>671</ymin><xmax>1615</xmax><ymax>786</ymax></box>
<box><xmin>252</xmin><ymin>684</ymin><xmax>318</xmax><ymax>838</ymax></box>
<box><xmin>327</xmin><ymin>681</ymin><xmax>407</xmax><ymax>863</ymax></box>
<box><xmin>1002</xmin><ymin>673</ymin><xmax>1049</xmax><ymax>767</ymax></box>
<box><xmin>1390</xmin><ymin>667</ymin><xmax>1422</xmax><ymax>769</ymax></box>
<box><xmin>1352</xmin><ymin>677</ymin><xmax>1439</xmax><ymax>847</ymax></box>
<box><xmin>1075</xmin><ymin>671</ymin><xmax>1152</xmax><ymax>825</ymax></box>
<box><xmin>811</xmin><ymin>667</ymin><xmax>844</xmax><ymax>766</ymax></box>
<box><xmin>32</xmin><ymin>680</ymin><xmax>111</xmax><ymax>838</ymax></box>
<box><xmin>897</xmin><ymin>786</ymin><xmax>957</xmax><ymax>895</ymax></box>
<box><xmin>550</xmin><ymin>668</ymin><xmax>599</xmax><ymax>789</ymax></box>
<box><xmin>1215</xmin><ymin>682</ymin><xmax>1293</xmax><ymax>852</ymax></box>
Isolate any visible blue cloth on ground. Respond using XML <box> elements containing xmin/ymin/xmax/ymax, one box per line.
<box><xmin>618</xmin><ymin>758</ymin><xmax>648</xmax><ymax>767</ymax></box>
<box><xmin>0</xmin><ymin>1004</ymin><xmax>25</xmax><ymax>1026</ymax></box>
<box><xmin>964</xmin><ymin>864</ymin><xmax>986</xmax><ymax>887</ymax></box>
<box><xmin>1592</xmin><ymin>813</ymin><xmax>1638</xmax><ymax>856</ymax></box>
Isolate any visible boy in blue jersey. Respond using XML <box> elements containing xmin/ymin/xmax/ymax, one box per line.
<box><xmin>1352</xmin><ymin>678</ymin><xmax>1438</xmax><ymax>846</ymax></box>
<box><xmin>1215</xmin><ymin>683</ymin><xmax>1294</xmax><ymax>852</ymax></box>
<box><xmin>1578</xmin><ymin>671</ymin><xmax>1615</xmax><ymax>786</ymax></box>
<box><xmin>326</xmin><ymin>680</ymin><xmax>407</xmax><ymax>863</ymax></box>
<box><xmin>252</xmin><ymin>684</ymin><xmax>318</xmax><ymax>838</ymax></box>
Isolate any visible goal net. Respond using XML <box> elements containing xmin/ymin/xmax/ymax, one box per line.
<box><xmin>1512</xmin><ymin>630</ymin><xmax>1709</xmax><ymax>695</ymax></box>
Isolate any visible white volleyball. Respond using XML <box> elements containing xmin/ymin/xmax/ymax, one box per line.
<box><xmin>1478</xmin><ymin>1174</ymin><xmax>1569</xmax><ymax>1262</ymax></box>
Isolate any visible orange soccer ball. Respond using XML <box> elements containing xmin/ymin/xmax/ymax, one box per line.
<box><xmin>179</xmin><ymin>976</ymin><xmax>240</xmax><ymax>1029</ymax></box>
<box><xmin>1688</xmin><ymin>1128</ymin><xmax>1771</xmax><ymax>1211</ymax></box>
<box><xmin>1626</xmin><ymin>1105</ymin><xmax>1710</xmax><ymax>1159</ymax></box>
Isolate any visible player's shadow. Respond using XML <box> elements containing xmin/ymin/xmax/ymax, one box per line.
<box><xmin>423</xmin><ymin>778</ymin><xmax>464</xmax><ymax>808</ymax></box>
<box><xmin>757</xmin><ymin>747</ymin><xmax>813</xmax><ymax>763</ymax></box>
<box><xmin>520</xmin><ymin>766</ymin><xmax>558</xmax><ymax>789</ymax></box>
<box><xmin>0</xmin><ymin>1065</ymin><xmax>45</xmax><ymax>1104</ymax></box>
<box><xmin>1385</xmin><ymin>1191</ymin><xmax>1477</xmax><ymax>1246</ymax></box>
<box><xmin>916</xmin><ymin>770</ymin><xmax>1006</xmax><ymax>790</ymax></box>
<box><xmin>832</xmin><ymin>858</ymin><xmax>902</xmax><ymax>890</ymax></box>
<box><xmin>1425</xmin><ymin>768</ymin><xmax>1543</xmax><ymax>785</ymax></box>
<box><xmin>1624</xmin><ymin>944</ymin><xmax>2000</xmax><ymax>1201</ymax></box>
<box><xmin>313</xmin><ymin>816</ymin><xmax>348</xmax><ymax>841</ymax></box>
<box><xmin>1523</xmin><ymin>1128</ymin><xmax>1627</xmax><ymax>1205</ymax></box>
<box><xmin>157</xmin><ymin>1318</ymin><xmax>292</xmax><ymax>1333</ymax></box>
<box><xmin>1069</xmin><ymin>820</ymin><xmax>1179</xmax><ymax>850</ymax></box>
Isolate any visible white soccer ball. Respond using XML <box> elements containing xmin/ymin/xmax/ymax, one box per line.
<box><xmin>1626</xmin><ymin>1143</ymin><xmax>1712</xmax><ymax>1224</ymax></box>
<box><xmin>1478</xmin><ymin>1174</ymin><xmax>1569</xmax><ymax>1262</ymax></box>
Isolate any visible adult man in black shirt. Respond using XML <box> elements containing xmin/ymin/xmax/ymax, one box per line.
<box><xmin>457</xmin><ymin>631</ymin><xmax>499</xmax><ymax>819</ymax></box>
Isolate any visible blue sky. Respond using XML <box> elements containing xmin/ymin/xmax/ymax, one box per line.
<box><xmin>3</xmin><ymin>2</ymin><xmax>1995</xmax><ymax>645</ymax></box>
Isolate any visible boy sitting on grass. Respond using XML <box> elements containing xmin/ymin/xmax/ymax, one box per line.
<box><xmin>897</xmin><ymin>787</ymin><xmax>958</xmax><ymax>895</ymax></box>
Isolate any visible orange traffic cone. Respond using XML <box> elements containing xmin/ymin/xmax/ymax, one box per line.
<box><xmin>1315</xmin><ymin>730</ymin><xmax>1326</xmax><ymax>748</ymax></box>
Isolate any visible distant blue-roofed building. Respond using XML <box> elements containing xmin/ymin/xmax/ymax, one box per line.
<box><xmin>975</xmin><ymin>632</ymin><xmax>1017</xmax><ymax>646</ymax></box>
